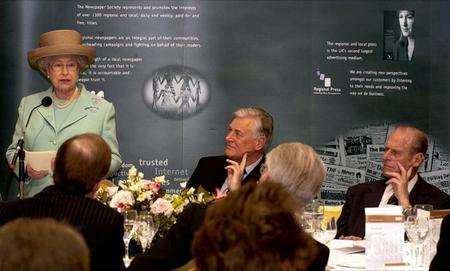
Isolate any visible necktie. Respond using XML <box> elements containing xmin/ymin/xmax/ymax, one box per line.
<box><xmin>387</xmin><ymin>194</ymin><xmax>398</xmax><ymax>205</ymax></box>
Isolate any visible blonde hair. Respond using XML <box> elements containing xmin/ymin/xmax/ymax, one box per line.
<box><xmin>265</xmin><ymin>142</ymin><xmax>326</xmax><ymax>204</ymax></box>
<box><xmin>233</xmin><ymin>107</ymin><xmax>273</xmax><ymax>146</ymax></box>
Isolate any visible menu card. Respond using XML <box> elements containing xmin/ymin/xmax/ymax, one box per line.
<box><xmin>365</xmin><ymin>206</ymin><xmax>404</xmax><ymax>270</ymax></box>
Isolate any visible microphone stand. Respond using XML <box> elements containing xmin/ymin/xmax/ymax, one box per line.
<box><xmin>4</xmin><ymin>138</ymin><xmax>24</xmax><ymax>199</ymax></box>
<box><xmin>18</xmin><ymin>147</ymin><xmax>26</xmax><ymax>199</ymax></box>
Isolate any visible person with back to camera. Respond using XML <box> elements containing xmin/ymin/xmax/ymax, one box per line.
<box><xmin>0</xmin><ymin>133</ymin><xmax>126</xmax><ymax>271</ymax></box>
<box><xmin>0</xmin><ymin>218</ymin><xmax>90</xmax><ymax>271</ymax></box>
<box><xmin>5</xmin><ymin>29</ymin><xmax>121</xmax><ymax>197</ymax></box>
<box><xmin>192</xmin><ymin>182</ymin><xmax>319</xmax><ymax>271</ymax></box>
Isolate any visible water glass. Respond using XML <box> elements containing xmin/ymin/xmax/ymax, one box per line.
<box><xmin>405</xmin><ymin>215</ymin><xmax>429</xmax><ymax>267</ymax></box>
<box><xmin>303</xmin><ymin>199</ymin><xmax>324</xmax><ymax>234</ymax></box>
<box><xmin>312</xmin><ymin>217</ymin><xmax>337</xmax><ymax>245</ymax></box>
<box><xmin>123</xmin><ymin>210</ymin><xmax>137</xmax><ymax>266</ymax></box>
<box><xmin>137</xmin><ymin>211</ymin><xmax>158</xmax><ymax>252</ymax></box>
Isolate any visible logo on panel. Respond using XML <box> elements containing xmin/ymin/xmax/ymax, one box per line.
<box><xmin>143</xmin><ymin>65</ymin><xmax>210</xmax><ymax>119</ymax></box>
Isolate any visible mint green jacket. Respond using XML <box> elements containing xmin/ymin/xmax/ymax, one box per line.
<box><xmin>6</xmin><ymin>84</ymin><xmax>122</xmax><ymax>197</ymax></box>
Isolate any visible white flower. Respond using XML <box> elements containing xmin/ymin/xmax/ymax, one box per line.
<box><xmin>137</xmin><ymin>190</ymin><xmax>155</xmax><ymax>202</ymax></box>
<box><xmin>179</xmin><ymin>182</ymin><xmax>187</xmax><ymax>189</ymax></box>
<box><xmin>128</xmin><ymin>166</ymin><xmax>137</xmax><ymax>177</ymax></box>
<box><xmin>109</xmin><ymin>190</ymin><xmax>135</xmax><ymax>209</ymax></box>
<box><xmin>154</xmin><ymin>175</ymin><xmax>166</xmax><ymax>184</ymax></box>
<box><xmin>186</xmin><ymin>187</ymin><xmax>195</xmax><ymax>196</ymax></box>
<box><xmin>198</xmin><ymin>192</ymin><xmax>204</xmax><ymax>202</ymax></box>
<box><xmin>118</xmin><ymin>180</ymin><xmax>128</xmax><ymax>190</ymax></box>
<box><xmin>106</xmin><ymin>186</ymin><xmax>119</xmax><ymax>197</ymax></box>
<box><xmin>138</xmin><ymin>172</ymin><xmax>144</xmax><ymax>179</ymax></box>
<box><xmin>150</xmin><ymin>198</ymin><xmax>174</xmax><ymax>216</ymax></box>
<box><xmin>129</xmin><ymin>183</ymin><xmax>142</xmax><ymax>193</ymax></box>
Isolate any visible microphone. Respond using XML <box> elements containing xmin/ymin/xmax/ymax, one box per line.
<box><xmin>10</xmin><ymin>97</ymin><xmax>53</xmax><ymax>167</ymax></box>
<box><xmin>25</xmin><ymin>96</ymin><xmax>52</xmax><ymax>128</ymax></box>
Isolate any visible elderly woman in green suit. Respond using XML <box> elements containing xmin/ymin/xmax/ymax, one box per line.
<box><xmin>6</xmin><ymin>29</ymin><xmax>122</xmax><ymax>197</ymax></box>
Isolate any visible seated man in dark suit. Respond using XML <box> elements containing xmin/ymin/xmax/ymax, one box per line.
<box><xmin>0</xmin><ymin>133</ymin><xmax>125</xmax><ymax>271</ymax></box>
<box><xmin>337</xmin><ymin>126</ymin><xmax>450</xmax><ymax>239</ymax></box>
<box><xmin>186</xmin><ymin>107</ymin><xmax>273</xmax><ymax>194</ymax></box>
<box><xmin>129</xmin><ymin>142</ymin><xmax>329</xmax><ymax>271</ymax></box>
<box><xmin>429</xmin><ymin>214</ymin><xmax>450</xmax><ymax>271</ymax></box>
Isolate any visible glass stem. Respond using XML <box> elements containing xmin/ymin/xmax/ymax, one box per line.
<box><xmin>125</xmin><ymin>241</ymin><xmax>130</xmax><ymax>260</ymax></box>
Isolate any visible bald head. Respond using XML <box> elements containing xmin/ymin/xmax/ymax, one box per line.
<box><xmin>53</xmin><ymin>133</ymin><xmax>111</xmax><ymax>195</ymax></box>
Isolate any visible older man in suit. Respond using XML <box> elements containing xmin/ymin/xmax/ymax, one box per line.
<box><xmin>0</xmin><ymin>133</ymin><xmax>125</xmax><ymax>271</ymax></box>
<box><xmin>186</xmin><ymin>107</ymin><xmax>273</xmax><ymax>194</ymax></box>
<box><xmin>337</xmin><ymin>126</ymin><xmax>450</xmax><ymax>239</ymax></box>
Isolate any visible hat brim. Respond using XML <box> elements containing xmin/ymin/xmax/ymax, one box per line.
<box><xmin>28</xmin><ymin>44</ymin><xmax>95</xmax><ymax>70</ymax></box>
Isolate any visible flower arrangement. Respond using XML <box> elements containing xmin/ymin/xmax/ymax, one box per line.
<box><xmin>95</xmin><ymin>166</ymin><xmax>213</xmax><ymax>235</ymax></box>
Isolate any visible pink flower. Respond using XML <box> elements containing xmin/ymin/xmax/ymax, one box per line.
<box><xmin>150</xmin><ymin>198</ymin><xmax>174</xmax><ymax>216</ymax></box>
<box><xmin>109</xmin><ymin>190</ymin><xmax>135</xmax><ymax>210</ymax></box>
<box><xmin>147</xmin><ymin>182</ymin><xmax>161</xmax><ymax>194</ymax></box>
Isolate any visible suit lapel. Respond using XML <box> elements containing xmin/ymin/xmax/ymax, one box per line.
<box><xmin>242</xmin><ymin>155</ymin><xmax>265</xmax><ymax>186</ymax></box>
<box><xmin>364</xmin><ymin>180</ymin><xmax>386</xmax><ymax>207</ymax></box>
<box><xmin>37</xmin><ymin>88</ymin><xmax>56</xmax><ymax>130</ymax></box>
<box><xmin>408</xmin><ymin>175</ymin><xmax>427</xmax><ymax>205</ymax></box>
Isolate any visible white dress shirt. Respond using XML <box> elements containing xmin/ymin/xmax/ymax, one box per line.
<box><xmin>219</xmin><ymin>156</ymin><xmax>263</xmax><ymax>194</ymax></box>
<box><xmin>378</xmin><ymin>173</ymin><xmax>418</xmax><ymax>207</ymax></box>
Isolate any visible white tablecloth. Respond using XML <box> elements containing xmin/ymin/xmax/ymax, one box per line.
<box><xmin>326</xmin><ymin>240</ymin><xmax>429</xmax><ymax>271</ymax></box>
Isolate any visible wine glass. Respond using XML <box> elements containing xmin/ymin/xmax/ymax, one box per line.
<box><xmin>312</xmin><ymin>217</ymin><xmax>337</xmax><ymax>245</ymax></box>
<box><xmin>123</xmin><ymin>210</ymin><xmax>137</xmax><ymax>266</ymax></box>
<box><xmin>405</xmin><ymin>215</ymin><xmax>429</xmax><ymax>267</ymax></box>
<box><xmin>137</xmin><ymin>211</ymin><xmax>157</xmax><ymax>252</ymax></box>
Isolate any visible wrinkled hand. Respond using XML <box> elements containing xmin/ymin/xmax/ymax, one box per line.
<box><xmin>385</xmin><ymin>162</ymin><xmax>412</xmax><ymax>208</ymax></box>
<box><xmin>26</xmin><ymin>164</ymin><xmax>48</xmax><ymax>180</ymax></box>
<box><xmin>339</xmin><ymin>235</ymin><xmax>363</xmax><ymax>241</ymax></box>
<box><xmin>225</xmin><ymin>153</ymin><xmax>247</xmax><ymax>192</ymax></box>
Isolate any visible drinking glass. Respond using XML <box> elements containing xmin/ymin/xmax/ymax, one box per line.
<box><xmin>123</xmin><ymin>210</ymin><xmax>138</xmax><ymax>266</ymax></box>
<box><xmin>137</xmin><ymin>211</ymin><xmax>158</xmax><ymax>252</ymax></box>
<box><xmin>414</xmin><ymin>204</ymin><xmax>433</xmax><ymax>216</ymax></box>
<box><xmin>405</xmin><ymin>215</ymin><xmax>429</xmax><ymax>267</ymax></box>
<box><xmin>303</xmin><ymin>199</ymin><xmax>324</xmax><ymax>234</ymax></box>
<box><xmin>312</xmin><ymin>217</ymin><xmax>337</xmax><ymax>245</ymax></box>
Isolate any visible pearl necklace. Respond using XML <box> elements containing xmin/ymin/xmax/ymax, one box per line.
<box><xmin>52</xmin><ymin>88</ymin><xmax>80</xmax><ymax>109</ymax></box>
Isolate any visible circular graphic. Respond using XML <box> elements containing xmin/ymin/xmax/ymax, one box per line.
<box><xmin>143</xmin><ymin>65</ymin><xmax>210</xmax><ymax>119</ymax></box>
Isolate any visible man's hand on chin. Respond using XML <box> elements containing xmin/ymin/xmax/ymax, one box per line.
<box><xmin>225</xmin><ymin>153</ymin><xmax>247</xmax><ymax>192</ymax></box>
<box><xmin>385</xmin><ymin>162</ymin><xmax>413</xmax><ymax>208</ymax></box>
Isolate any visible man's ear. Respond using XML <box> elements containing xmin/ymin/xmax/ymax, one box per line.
<box><xmin>254</xmin><ymin>136</ymin><xmax>267</xmax><ymax>151</ymax></box>
<box><xmin>412</xmin><ymin>153</ymin><xmax>425</xmax><ymax>168</ymax></box>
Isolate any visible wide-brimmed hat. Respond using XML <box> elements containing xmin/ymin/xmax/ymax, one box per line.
<box><xmin>28</xmin><ymin>29</ymin><xmax>95</xmax><ymax>71</ymax></box>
